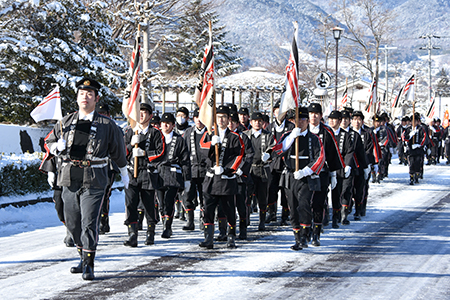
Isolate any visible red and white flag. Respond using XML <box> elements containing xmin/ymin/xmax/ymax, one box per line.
<box><xmin>278</xmin><ymin>21</ymin><xmax>299</xmax><ymax>123</ymax></box>
<box><xmin>339</xmin><ymin>87</ymin><xmax>348</xmax><ymax>110</ymax></box>
<box><xmin>426</xmin><ymin>90</ymin><xmax>436</xmax><ymax>119</ymax></box>
<box><xmin>364</xmin><ymin>77</ymin><xmax>377</xmax><ymax>113</ymax></box>
<box><xmin>391</xmin><ymin>86</ymin><xmax>403</xmax><ymax>108</ymax></box>
<box><xmin>30</xmin><ymin>86</ymin><xmax>63</xmax><ymax>122</ymax></box>
<box><xmin>194</xmin><ymin>25</ymin><xmax>215</xmax><ymax>134</ymax></box>
<box><xmin>402</xmin><ymin>74</ymin><xmax>415</xmax><ymax>103</ymax></box>
<box><xmin>122</xmin><ymin>38</ymin><xmax>141</xmax><ymax>130</ymax></box>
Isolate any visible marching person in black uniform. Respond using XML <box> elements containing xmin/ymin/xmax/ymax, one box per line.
<box><xmin>123</xmin><ymin>102</ymin><xmax>165</xmax><ymax>247</ymax></box>
<box><xmin>181</xmin><ymin>108</ymin><xmax>209</xmax><ymax>231</ymax></box>
<box><xmin>328</xmin><ymin>111</ymin><xmax>354</xmax><ymax>227</ymax></box>
<box><xmin>156</xmin><ymin>113</ymin><xmax>191</xmax><ymax>238</ymax></box>
<box><xmin>308</xmin><ymin>103</ymin><xmax>345</xmax><ymax>240</ymax></box>
<box><xmin>266</xmin><ymin>100</ymin><xmax>295</xmax><ymax>225</ymax></box>
<box><xmin>45</xmin><ymin>78</ymin><xmax>129</xmax><ymax>280</ymax></box>
<box><xmin>404</xmin><ymin>113</ymin><xmax>427</xmax><ymax>185</ymax></box>
<box><xmin>435</xmin><ymin>118</ymin><xmax>444</xmax><ymax>163</ymax></box>
<box><xmin>237</xmin><ymin>107</ymin><xmax>252</xmax><ymax>132</ymax></box>
<box><xmin>174</xmin><ymin>106</ymin><xmax>191</xmax><ymax>220</ymax></box>
<box><xmin>198</xmin><ymin>105</ymin><xmax>245</xmax><ymax>249</ymax></box>
<box><xmin>340</xmin><ymin>110</ymin><xmax>370</xmax><ymax>221</ymax></box>
<box><xmin>372</xmin><ymin>114</ymin><xmax>390</xmax><ymax>182</ymax></box>
<box><xmin>429</xmin><ymin>118</ymin><xmax>442</xmax><ymax>165</ymax></box>
<box><xmin>396</xmin><ymin>116</ymin><xmax>410</xmax><ymax>165</ymax></box>
<box><xmin>244</xmin><ymin>112</ymin><xmax>276</xmax><ymax>231</ymax></box>
<box><xmin>228</xmin><ymin>111</ymin><xmax>254</xmax><ymax>239</ymax></box>
<box><xmin>272</xmin><ymin>106</ymin><xmax>325</xmax><ymax>249</ymax></box>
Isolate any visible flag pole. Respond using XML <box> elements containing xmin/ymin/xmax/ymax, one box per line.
<box><xmin>295</xmin><ymin>106</ymin><xmax>299</xmax><ymax>171</ymax></box>
<box><xmin>134</xmin><ymin>25</ymin><xmax>141</xmax><ymax>178</ymax></box>
<box><xmin>208</xmin><ymin>20</ymin><xmax>219</xmax><ymax>167</ymax></box>
<box><xmin>412</xmin><ymin>100</ymin><xmax>416</xmax><ymax>144</ymax></box>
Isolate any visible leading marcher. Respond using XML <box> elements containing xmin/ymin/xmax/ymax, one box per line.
<box><xmin>45</xmin><ymin>78</ymin><xmax>129</xmax><ymax>280</ymax></box>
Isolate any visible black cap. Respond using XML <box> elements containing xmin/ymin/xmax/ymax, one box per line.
<box><xmin>251</xmin><ymin>112</ymin><xmax>264</xmax><ymax>120</ymax></box>
<box><xmin>262</xmin><ymin>114</ymin><xmax>270</xmax><ymax>123</ymax></box>
<box><xmin>230</xmin><ymin>112</ymin><xmax>239</xmax><ymax>122</ymax></box>
<box><xmin>401</xmin><ymin>116</ymin><xmax>410</xmax><ymax>122</ymax></box>
<box><xmin>308</xmin><ymin>103</ymin><xmax>322</xmax><ymax>113</ymax></box>
<box><xmin>413</xmin><ymin>112</ymin><xmax>421</xmax><ymax>120</ymax></box>
<box><xmin>373</xmin><ymin>114</ymin><xmax>382</xmax><ymax>122</ymax></box>
<box><xmin>161</xmin><ymin>112</ymin><xmax>175</xmax><ymax>123</ymax></box>
<box><xmin>193</xmin><ymin>108</ymin><xmax>199</xmax><ymax>118</ymax></box>
<box><xmin>352</xmin><ymin>110</ymin><xmax>365</xmax><ymax>120</ymax></box>
<box><xmin>328</xmin><ymin>110</ymin><xmax>342</xmax><ymax>119</ymax></box>
<box><xmin>273</xmin><ymin>100</ymin><xmax>281</xmax><ymax>110</ymax></box>
<box><xmin>298</xmin><ymin>107</ymin><xmax>309</xmax><ymax>119</ymax></box>
<box><xmin>96</xmin><ymin>102</ymin><xmax>110</xmax><ymax>113</ymax></box>
<box><xmin>286</xmin><ymin>109</ymin><xmax>296</xmax><ymax>120</ymax></box>
<box><xmin>76</xmin><ymin>77</ymin><xmax>101</xmax><ymax>91</ymax></box>
<box><xmin>434</xmin><ymin>117</ymin><xmax>441</xmax><ymax>123</ymax></box>
<box><xmin>150</xmin><ymin>115</ymin><xmax>161</xmax><ymax>124</ymax></box>
<box><xmin>341</xmin><ymin>110</ymin><xmax>351</xmax><ymax>119</ymax></box>
<box><xmin>238</xmin><ymin>107</ymin><xmax>249</xmax><ymax>115</ymax></box>
<box><xmin>177</xmin><ymin>106</ymin><xmax>189</xmax><ymax>117</ymax></box>
<box><xmin>380</xmin><ymin>112</ymin><xmax>389</xmax><ymax>120</ymax></box>
<box><xmin>140</xmin><ymin>102</ymin><xmax>152</xmax><ymax>113</ymax></box>
<box><xmin>227</xmin><ymin>103</ymin><xmax>238</xmax><ymax>112</ymax></box>
<box><xmin>217</xmin><ymin>105</ymin><xmax>231</xmax><ymax>116</ymax></box>
<box><xmin>343</xmin><ymin>106</ymin><xmax>354</xmax><ymax>113</ymax></box>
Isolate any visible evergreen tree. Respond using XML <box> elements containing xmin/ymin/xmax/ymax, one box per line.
<box><xmin>437</xmin><ymin>68</ymin><xmax>450</xmax><ymax>96</ymax></box>
<box><xmin>0</xmin><ymin>0</ymin><xmax>127</xmax><ymax>124</ymax></box>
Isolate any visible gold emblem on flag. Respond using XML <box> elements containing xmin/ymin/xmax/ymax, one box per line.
<box><xmin>84</xmin><ymin>80</ymin><xmax>91</xmax><ymax>86</ymax></box>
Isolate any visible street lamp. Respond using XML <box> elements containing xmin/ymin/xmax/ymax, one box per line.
<box><xmin>332</xmin><ymin>26</ymin><xmax>344</xmax><ymax>109</ymax></box>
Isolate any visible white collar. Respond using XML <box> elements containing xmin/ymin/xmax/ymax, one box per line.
<box><xmin>139</xmin><ymin>124</ymin><xmax>150</xmax><ymax>135</ymax></box>
<box><xmin>219</xmin><ymin>127</ymin><xmax>227</xmax><ymax>142</ymax></box>
<box><xmin>299</xmin><ymin>128</ymin><xmax>308</xmax><ymax>137</ymax></box>
<box><xmin>310</xmin><ymin>123</ymin><xmax>320</xmax><ymax>134</ymax></box>
<box><xmin>78</xmin><ymin>111</ymin><xmax>94</xmax><ymax>121</ymax></box>
<box><xmin>333</xmin><ymin>127</ymin><xmax>341</xmax><ymax>135</ymax></box>
<box><xmin>275</xmin><ymin>120</ymin><xmax>285</xmax><ymax>132</ymax></box>
<box><xmin>163</xmin><ymin>131</ymin><xmax>174</xmax><ymax>143</ymax></box>
<box><xmin>341</xmin><ymin>126</ymin><xmax>350</xmax><ymax>132</ymax></box>
<box><xmin>252</xmin><ymin>129</ymin><xmax>262</xmax><ymax>138</ymax></box>
<box><xmin>195</xmin><ymin>127</ymin><xmax>205</xmax><ymax>134</ymax></box>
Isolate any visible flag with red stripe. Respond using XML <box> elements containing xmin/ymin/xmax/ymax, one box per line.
<box><xmin>339</xmin><ymin>87</ymin><xmax>348</xmax><ymax>110</ymax></box>
<box><xmin>402</xmin><ymin>74</ymin><xmax>415</xmax><ymax>102</ymax></box>
<box><xmin>391</xmin><ymin>86</ymin><xmax>403</xmax><ymax>108</ymax></box>
<box><xmin>364</xmin><ymin>77</ymin><xmax>376</xmax><ymax>113</ymax></box>
<box><xmin>278</xmin><ymin>21</ymin><xmax>299</xmax><ymax>122</ymax></box>
<box><xmin>122</xmin><ymin>38</ymin><xmax>141</xmax><ymax>130</ymax></box>
<box><xmin>194</xmin><ymin>25</ymin><xmax>215</xmax><ymax>134</ymax></box>
<box><xmin>426</xmin><ymin>97</ymin><xmax>436</xmax><ymax>119</ymax></box>
<box><xmin>30</xmin><ymin>86</ymin><xmax>63</xmax><ymax>122</ymax></box>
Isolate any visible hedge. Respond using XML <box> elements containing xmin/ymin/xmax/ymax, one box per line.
<box><xmin>0</xmin><ymin>161</ymin><xmax>49</xmax><ymax>196</ymax></box>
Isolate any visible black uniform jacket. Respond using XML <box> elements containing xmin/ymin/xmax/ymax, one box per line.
<box><xmin>404</xmin><ymin>125</ymin><xmax>426</xmax><ymax>156</ymax></box>
<box><xmin>243</xmin><ymin>128</ymin><xmax>276</xmax><ymax>181</ymax></box>
<box><xmin>234</xmin><ymin>129</ymin><xmax>254</xmax><ymax>184</ymax></box>
<box><xmin>309</xmin><ymin>123</ymin><xmax>345</xmax><ymax>173</ymax></box>
<box><xmin>182</xmin><ymin>126</ymin><xmax>209</xmax><ymax>179</ymax></box>
<box><xmin>267</xmin><ymin>119</ymin><xmax>295</xmax><ymax>171</ymax></box>
<box><xmin>200</xmin><ymin>128</ymin><xmax>245</xmax><ymax>195</ymax></box>
<box><xmin>346</xmin><ymin>127</ymin><xmax>369</xmax><ymax>174</ymax></box>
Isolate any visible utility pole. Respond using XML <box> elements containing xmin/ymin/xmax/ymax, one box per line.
<box><xmin>419</xmin><ymin>34</ymin><xmax>441</xmax><ymax>102</ymax></box>
<box><xmin>382</xmin><ymin>45</ymin><xmax>397</xmax><ymax>105</ymax></box>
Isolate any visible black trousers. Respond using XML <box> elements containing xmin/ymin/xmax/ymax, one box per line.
<box><xmin>285</xmin><ymin>175</ymin><xmax>314</xmax><ymax>229</ymax></box>
<box><xmin>341</xmin><ymin>173</ymin><xmax>354</xmax><ymax>207</ymax></box>
<box><xmin>203</xmin><ymin>192</ymin><xmax>236</xmax><ymax>227</ymax></box>
<box><xmin>157</xmin><ymin>187</ymin><xmax>178</xmax><ymax>218</ymax></box>
<box><xmin>100</xmin><ymin>170</ymin><xmax>115</xmax><ymax>217</ymax></box>
<box><xmin>250</xmin><ymin>173</ymin><xmax>268</xmax><ymax>212</ymax></box>
<box><xmin>409</xmin><ymin>155</ymin><xmax>422</xmax><ymax>174</ymax></box>
<box><xmin>125</xmin><ymin>183</ymin><xmax>158</xmax><ymax>225</ymax></box>
<box><xmin>267</xmin><ymin>171</ymin><xmax>288</xmax><ymax>208</ymax></box>
<box><xmin>353</xmin><ymin>171</ymin><xmax>366</xmax><ymax>206</ymax></box>
<box><xmin>235</xmin><ymin>183</ymin><xmax>248</xmax><ymax>221</ymax></box>
<box><xmin>311</xmin><ymin>171</ymin><xmax>329</xmax><ymax>225</ymax></box>
<box><xmin>184</xmin><ymin>177</ymin><xmax>204</xmax><ymax>211</ymax></box>
<box><xmin>62</xmin><ymin>183</ymin><xmax>105</xmax><ymax>251</ymax></box>
<box><xmin>53</xmin><ymin>187</ymin><xmax>64</xmax><ymax>223</ymax></box>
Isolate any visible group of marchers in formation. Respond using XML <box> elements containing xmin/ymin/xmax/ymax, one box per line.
<box><xmin>40</xmin><ymin>77</ymin><xmax>449</xmax><ymax>280</ymax></box>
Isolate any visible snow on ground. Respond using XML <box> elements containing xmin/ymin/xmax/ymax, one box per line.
<box><xmin>1</xmin><ymin>157</ymin><xmax>450</xmax><ymax>299</ymax></box>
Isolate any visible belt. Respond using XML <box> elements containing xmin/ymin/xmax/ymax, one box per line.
<box><xmin>64</xmin><ymin>159</ymin><xmax>107</xmax><ymax>168</ymax></box>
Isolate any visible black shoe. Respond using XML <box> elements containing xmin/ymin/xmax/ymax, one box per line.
<box><xmin>124</xmin><ymin>224</ymin><xmax>138</xmax><ymax>247</ymax></box>
<box><xmin>199</xmin><ymin>225</ymin><xmax>214</xmax><ymax>249</ymax></box>
<box><xmin>216</xmin><ymin>219</ymin><xmax>227</xmax><ymax>241</ymax></box>
<box><xmin>70</xmin><ymin>248</ymin><xmax>83</xmax><ymax>274</ymax></box>
<box><xmin>161</xmin><ymin>217</ymin><xmax>173</xmax><ymax>239</ymax></box>
<box><xmin>144</xmin><ymin>223</ymin><xmax>155</xmax><ymax>245</ymax></box>
<box><xmin>258</xmin><ymin>211</ymin><xmax>266</xmax><ymax>231</ymax></box>
<box><xmin>311</xmin><ymin>225</ymin><xmax>321</xmax><ymax>247</ymax></box>
<box><xmin>238</xmin><ymin>219</ymin><xmax>247</xmax><ymax>240</ymax></box>
<box><xmin>81</xmin><ymin>252</ymin><xmax>95</xmax><ymax>281</ymax></box>
<box><xmin>182</xmin><ymin>210</ymin><xmax>195</xmax><ymax>231</ymax></box>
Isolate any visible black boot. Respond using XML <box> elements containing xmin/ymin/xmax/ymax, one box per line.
<box><xmin>323</xmin><ymin>208</ymin><xmax>330</xmax><ymax>227</ymax></box>
<box><xmin>174</xmin><ymin>201</ymin><xmax>181</xmax><ymax>219</ymax></box>
<box><xmin>182</xmin><ymin>210</ymin><xmax>195</xmax><ymax>231</ymax></box>
<box><xmin>144</xmin><ymin>222</ymin><xmax>155</xmax><ymax>245</ymax></box>
<box><xmin>354</xmin><ymin>204</ymin><xmax>362</xmax><ymax>221</ymax></box>
<box><xmin>415</xmin><ymin>172</ymin><xmax>420</xmax><ymax>183</ymax></box>
<box><xmin>300</xmin><ymin>226</ymin><xmax>309</xmax><ymax>248</ymax></box>
<box><xmin>70</xmin><ymin>247</ymin><xmax>83</xmax><ymax>273</ymax></box>
<box><xmin>266</xmin><ymin>204</ymin><xmax>276</xmax><ymax>223</ymax></box>
<box><xmin>199</xmin><ymin>209</ymin><xmax>205</xmax><ymax>231</ymax></box>
<box><xmin>180</xmin><ymin>207</ymin><xmax>186</xmax><ymax>221</ymax></box>
<box><xmin>238</xmin><ymin>219</ymin><xmax>247</xmax><ymax>240</ymax></box>
<box><xmin>409</xmin><ymin>174</ymin><xmax>414</xmax><ymax>185</ymax></box>
<box><xmin>124</xmin><ymin>223</ymin><xmax>138</xmax><ymax>247</ymax></box>
<box><xmin>199</xmin><ymin>224</ymin><xmax>214</xmax><ymax>249</ymax></box>
<box><xmin>280</xmin><ymin>207</ymin><xmax>289</xmax><ymax>226</ymax></box>
<box><xmin>137</xmin><ymin>210</ymin><xmax>144</xmax><ymax>230</ymax></box>
<box><xmin>258</xmin><ymin>211</ymin><xmax>266</xmax><ymax>231</ymax></box>
<box><xmin>227</xmin><ymin>225</ymin><xmax>236</xmax><ymax>248</ymax></box>
<box><xmin>341</xmin><ymin>206</ymin><xmax>350</xmax><ymax>225</ymax></box>
<box><xmin>82</xmin><ymin>251</ymin><xmax>95</xmax><ymax>280</ymax></box>
<box><xmin>64</xmin><ymin>228</ymin><xmax>75</xmax><ymax>247</ymax></box>
<box><xmin>290</xmin><ymin>229</ymin><xmax>302</xmax><ymax>251</ymax></box>
<box><xmin>161</xmin><ymin>216</ymin><xmax>173</xmax><ymax>238</ymax></box>
<box><xmin>332</xmin><ymin>210</ymin><xmax>340</xmax><ymax>229</ymax></box>
<box><xmin>311</xmin><ymin>224</ymin><xmax>321</xmax><ymax>247</ymax></box>
<box><xmin>99</xmin><ymin>214</ymin><xmax>110</xmax><ymax>234</ymax></box>
<box><xmin>216</xmin><ymin>219</ymin><xmax>227</xmax><ymax>241</ymax></box>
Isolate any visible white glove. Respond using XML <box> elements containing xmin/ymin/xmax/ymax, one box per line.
<box><xmin>427</xmin><ymin>148</ymin><xmax>431</xmax><ymax>156</ymax></box>
<box><xmin>47</xmin><ymin>172</ymin><xmax>55</xmax><ymax>188</ymax></box>
<box><xmin>290</xmin><ymin>127</ymin><xmax>302</xmax><ymax>138</ymax></box>
<box><xmin>235</xmin><ymin>168</ymin><xmax>243</xmax><ymax>176</ymax></box>
<box><xmin>57</xmin><ymin>138</ymin><xmax>66</xmax><ymax>152</ymax></box>
<box><xmin>213</xmin><ymin>165</ymin><xmax>224</xmax><ymax>175</ymax></box>
<box><xmin>261</xmin><ymin>152</ymin><xmax>270</xmax><ymax>162</ymax></box>
<box><xmin>373</xmin><ymin>164</ymin><xmax>379</xmax><ymax>173</ymax></box>
<box><xmin>330</xmin><ymin>173</ymin><xmax>337</xmax><ymax>190</ymax></box>
<box><xmin>412</xmin><ymin>144</ymin><xmax>420</xmax><ymax>150</ymax></box>
<box><xmin>132</xmin><ymin>147</ymin><xmax>145</xmax><ymax>157</ymax></box>
<box><xmin>344</xmin><ymin>166</ymin><xmax>351</xmax><ymax>178</ymax></box>
<box><xmin>184</xmin><ymin>180</ymin><xmax>191</xmax><ymax>191</ymax></box>
<box><xmin>364</xmin><ymin>167</ymin><xmax>370</xmax><ymax>180</ymax></box>
<box><xmin>211</xmin><ymin>135</ymin><xmax>220</xmax><ymax>146</ymax></box>
<box><xmin>119</xmin><ymin>166</ymin><xmax>129</xmax><ymax>189</ymax></box>
<box><xmin>409</xmin><ymin>129</ymin><xmax>417</xmax><ymax>138</ymax></box>
<box><xmin>131</xmin><ymin>135</ymin><xmax>141</xmax><ymax>146</ymax></box>
<box><xmin>294</xmin><ymin>169</ymin><xmax>305</xmax><ymax>180</ymax></box>
<box><xmin>390</xmin><ymin>148</ymin><xmax>395</xmax><ymax>155</ymax></box>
